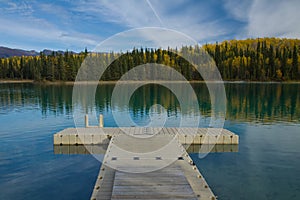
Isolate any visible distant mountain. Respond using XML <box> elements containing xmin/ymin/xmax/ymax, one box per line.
<box><xmin>0</xmin><ymin>46</ymin><xmax>38</xmax><ymax>58</ymax></box>
<box><xmin>41</xmin><ymin>49</ymin><xmax>65</xmax><ymax>56</ymax></box>
<box><xmin>0</xmin><ymin>46</ymin><xmax>76</xmax><ymax>58</ymax></box>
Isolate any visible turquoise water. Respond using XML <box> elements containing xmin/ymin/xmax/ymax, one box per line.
<box><xmin>0</xmin><ymin>83</ymin><xmax>299</xmax><ymax>200</ymax></box>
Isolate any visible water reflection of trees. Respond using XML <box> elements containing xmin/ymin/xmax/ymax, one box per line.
<box><xmin>0</xmin><ymin>83</ymin><xmax>299</xmax><ymax>123</ymax></box>
<box><xmin>0</xmin><ymin>83</ymin><xmax>73</xmax><ymax>116</ymax></box>
<box><xmin>226</xmin><ymin>83</ymin><xmax>300</xmax><ymax>123</ymax></box>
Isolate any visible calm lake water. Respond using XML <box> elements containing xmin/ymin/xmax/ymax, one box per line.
<box><xmin>0</xmin><ymin>83</ymin><xmax>299</xmax><ymax>200</ymax></box>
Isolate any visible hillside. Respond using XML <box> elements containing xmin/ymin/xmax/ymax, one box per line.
<box><xmin>0</xmin><ymin>46</ymin><xmax>73</xmax><ymax>58</ymax></box>
<box><xmin>0</xmin><ymin>46</ymin><xmax>38</xmax><ymax>58</ymax></box>
<box><xmin>0</xmin><ymin>38</ymin><xmax>299</xmax><ymax>81</ymax></box>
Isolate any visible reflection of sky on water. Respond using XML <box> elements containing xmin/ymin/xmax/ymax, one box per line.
<box><xmin>194</xmin><ymin>123</ymin><xmax>300</xmax><ymax>200</ymax></box>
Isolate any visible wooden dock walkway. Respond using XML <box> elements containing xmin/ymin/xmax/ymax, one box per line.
<box><xmin>90</xmin><ymin>133</ymin><xmax>217</xmax><ymax>200</ymax></box>
<box><xmin>53</xmin><ymin>127</ymin><xmax>238</xmax><ymax>200</ymax></box>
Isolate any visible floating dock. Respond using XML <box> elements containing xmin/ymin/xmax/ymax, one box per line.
<box><xmin>53</xmin><ymin>117</ymin><xmax>239</xmax><ymax>200</ymax></box>
<box><xmin>53</xmin><ymin>144</ymin><xmax>238</xmax><ymax>154</ymax></box>
<box><xmin>53</xmin><ymin>127</ymin><xmax>239</xmax><ymax>145</ymax></box>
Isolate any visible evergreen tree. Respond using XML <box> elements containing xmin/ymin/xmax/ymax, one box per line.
<box><xmin>292</xmin><ymin>45</ymin><xmax>299</xmax><ymax>79</ymax></box>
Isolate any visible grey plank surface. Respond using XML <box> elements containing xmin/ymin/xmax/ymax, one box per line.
<box><xmin>111</xmin><ymin>166</ymin><xmax>197</xmax><ymax>200</ymax></box>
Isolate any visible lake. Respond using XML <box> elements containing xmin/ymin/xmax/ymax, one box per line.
<box><xmin>0</xmin><ymin>82</ymin><xmax>299</xmax><ymax>200</ymax></box>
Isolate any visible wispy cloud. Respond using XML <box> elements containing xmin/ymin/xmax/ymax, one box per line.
<box><xmin>247</xmin><ymin>0</ymin><xmax>300</xmax><ymax>38</ymax></box>
<box><xmin>38</xmin><ymin>3</ymin><xmax>72</xmax><ymax>26</ymax></box>
<box><xmin>0</xmin><ymin>16</ymin><xmax>99</xmax><ymax>51</ymax></box>
<box><xmin>0</xmin><ymin>0</ymin><xmax>299</xmax><ymax>51</ymax></box>
<box><xmin>222</xmin><ymin>0</ymin><xmax>300</xmax><ymax>39</ymax></box>
<box><xmin>0</xmin><ymin>1</ymin><xmax>33</xmax><ymax>16</ymax></box>
<box><xmin>71</xmin><ymin>0</ymin><xmax>235</xmax><ymax>43</ymax></box>
<box><xmin>223</xmin><ymin>0</ymin><xmax>253</xmax><ymax>22</ymax></box>
<box><xmin>72</xmin><ymin>0</ymin><xmax>161</xmax><ymax>27</ymax></box>
<box><xmin>0</xmin><ymin>1</ymin><xmax>102</xmax><ymax>51</ymax></box>
<box><xmin>147</xmin><ymin>0</ymin><xmax>232</xmax><ymax>42</ymax></box>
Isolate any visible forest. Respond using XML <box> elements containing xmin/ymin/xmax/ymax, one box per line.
<box><xmin>0</xmin><ymin>37</ymin><xmax>299</xmax><ymax>81</ymax></box>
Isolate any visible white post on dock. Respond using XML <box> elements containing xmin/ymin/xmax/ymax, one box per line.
<box><xmin>85</xmin><ymin>114</ymin><xmax>89</xmax><ymax>128</ymax></box>
<box><xmin>99</xmin><ymin>114</ymin><xmax>104</xmax><ymax>127</ymax></box>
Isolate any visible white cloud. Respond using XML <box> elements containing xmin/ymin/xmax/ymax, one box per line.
<box><xmin>223</xmin><ymin>0</ymin><xmax>253</xmax><ymax>22</ymax></box>
<box><xmin>224</xmin><ymin>0</ymin><xmax>300</xmax><ymax>39</ymax></box>
<box><xmin>247</xmin><ymin>0</ymin><xmax>300</xmax><ymax>38</ymax></box>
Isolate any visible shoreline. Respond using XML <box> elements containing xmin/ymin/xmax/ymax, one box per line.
<box><xmin>0</xmin><ymin>80</ymin><xmax>34</xmax><ymax>84</ymax></box>
<box><xmin>0</xmin><ymin>79</ymin><xmax>300</xmax><ymax>84</ymax></box>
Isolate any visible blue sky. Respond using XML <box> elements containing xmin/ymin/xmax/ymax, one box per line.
<box><xmin>0</xmin><ymin>0</ymin><xmax>299</xmax><ymax>52</ymax></box>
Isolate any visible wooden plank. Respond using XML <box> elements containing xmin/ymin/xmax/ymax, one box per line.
<box><xmin>111</xmin><ymin>166</ymin><xmax>197</xmax><ymax>200</ymax></box>
<box><xmin>90</xmin><ymin>164</ymin><xmax>116</xmax><ymax>200</ymax></box>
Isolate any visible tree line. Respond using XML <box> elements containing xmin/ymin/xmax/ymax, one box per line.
<box><xmin>0</xmin><ymin>38</ymin><xmax>299</xmax><ymax>81</ymax></box>
<box><xmin>204</xmin><ymin>37</ymin><xmax>300</xmax><ymax>81</ymax></box>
